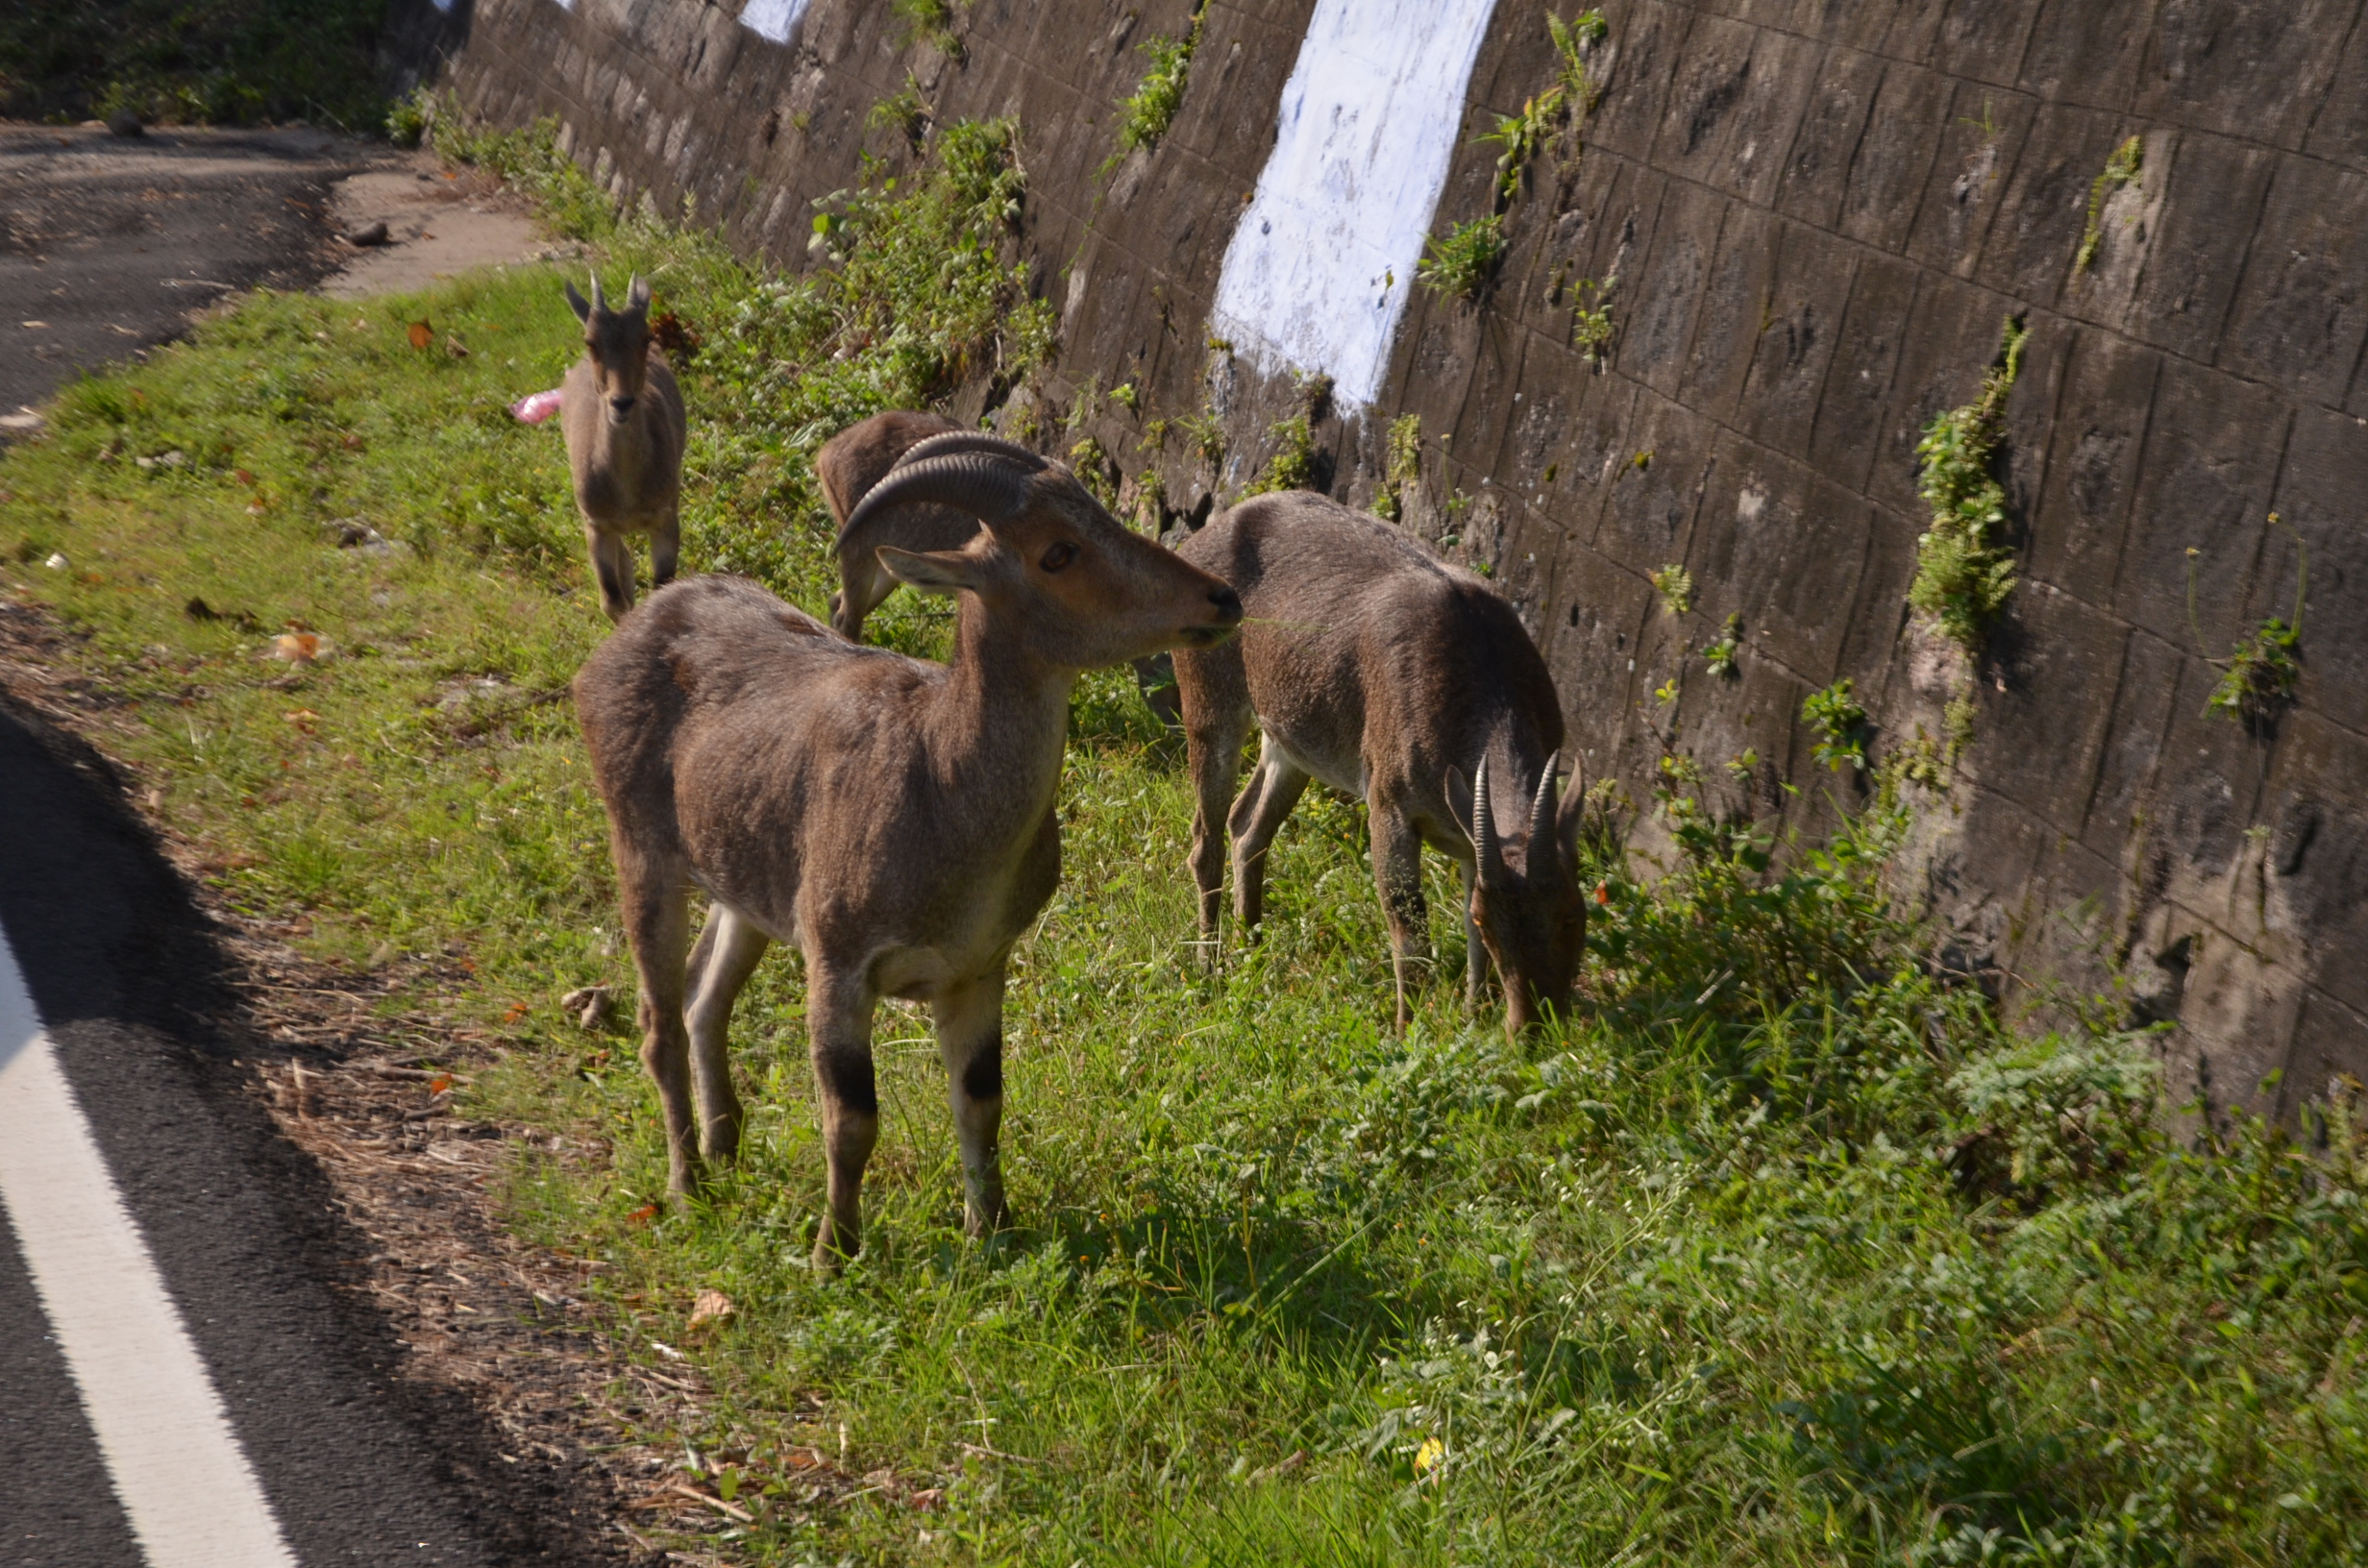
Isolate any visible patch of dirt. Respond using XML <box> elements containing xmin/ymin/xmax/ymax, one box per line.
<box><xmin>320</xmin><ymin>156</ymin><xmax>557</xmax><ymax>299</ymax></box>
<box><xmin>0</xmin><ymin>585</ymin><xmax>888</xmax><ymax>1564</ymax></box>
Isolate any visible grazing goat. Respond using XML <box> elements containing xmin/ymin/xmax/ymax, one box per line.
<box><xmin>562</xmin><ymin>274</ymin><xmax>686</xmax><ymax>622</ymax></box>
<box><xmin>573</xmin><ymin>438</ymin><xmax>1244</xmax><ymax>1267</ymax></box>
<box><xmin>817</xmin><ymin>409</ymin><xmax>966</xmax><ymax>639</ymax></box>
<box><xmin>1172</xmin><ymin>493</ymin><xmax>1584</xmax><ymax>1036</ymax></box>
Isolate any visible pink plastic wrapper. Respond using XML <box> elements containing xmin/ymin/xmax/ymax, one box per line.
<box><xmin>509</xmin><ymin>387</ymin><xmax>564</xmax><ymax>424</ymax></box>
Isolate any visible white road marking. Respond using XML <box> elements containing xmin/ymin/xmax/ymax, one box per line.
<box><xmin>1211</xmin><ymin>0</ymin><xmax>1503</xmax><ymax>407</ymax></box>
<box><xmin>0</xmin><ymin>926</ymin><xmax>299</xmax><ymax>1568</ymax></box>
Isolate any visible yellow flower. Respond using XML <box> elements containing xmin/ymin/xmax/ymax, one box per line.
<box><xmin>1413</xmin><ymin>1437</ymin><xmax>1444</xmax><ymax>1475</ymax></box>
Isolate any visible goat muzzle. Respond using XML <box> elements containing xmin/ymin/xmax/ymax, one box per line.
<box><xmin>607</xmin><ymin>395</ymin><xmax>637</xmax><ymax>420</ymax></box>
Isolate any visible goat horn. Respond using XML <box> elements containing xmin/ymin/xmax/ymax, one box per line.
<box><xmin>1471</xmin><ymin>754</ymin><xmax>1500</xmax><ymax>873</ymax></box>
<box><xmin>837</xmin><ymin>453</ymin><xmax>1036</xmax><ymax>544</ymax></box>
<box><xmin>890</xmin><ymin>431</ymin><xmax>1049</xmax><ymax>474</ymax></box>
<box><xmin>1528</xmin><ymin>750</ymin><xmax>1561</xmax><ymax>858</ymax></box>
<box><xmin>589</xmin><ymin>272</ymin><xmax>605</xmax><ymax>313</ymax></box>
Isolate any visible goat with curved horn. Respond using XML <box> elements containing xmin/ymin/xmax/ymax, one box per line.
<box><xmin>1174</xmin><ymin>492</ymin><xmax>1586</xmax><ymax>1037</ymax></box>
<box><xmin>561</xmin><ymin>271</ymin><xmax>686</xmax><ymax>623</ymax></box>
<box><xmin>813</xmin><ymin>411</ymin><xmax>1011</xmax><ymax>639</ymax></box>
<box><xmin>575</xmin><ymin>446</ymin><xmax>1244</xmax><ymax>1269</ymax></box>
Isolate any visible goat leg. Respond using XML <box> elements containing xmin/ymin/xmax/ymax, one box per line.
<box><xmin>1178</xmin><ymin>650</ymin><xmax>1251</xmax><ymax>965</ymax></box>
<box><xmin>650</xmin><ymin>507</ymin><xmax>680</xmax><ymax>592</ymax></box>
<box><xmin>807</xmin><ymin>976</ymin><xmax>879</xmax><ymax>1273</ymax></box>
<box><xmin>933</xmin><ymin>970</ymin><xmax>1009</xmax><ymax>1237</ymax></box>
<box><xmin>621</xmin><ymin>869</ymin><xmax>700</xmax><ymax>1195</ymax></box>
<box><xmin>684</xmin><ymin>904</ymin><xmax>766</xmax><ymax>1163</ymax></box>
<box><xmin>1227</xmin><ymin>737</ymin><xmax>1310</xmax><ymax>935</ymax></box>
<box><xmin>1368</xmin><ymin>798</ymin><xmax>1431</xmax><ymax>1035</ymax></box>
<box><xmin>586</xmin><ymin>521</ymin><xmax>637</xmax><ymax>623</ymax></box>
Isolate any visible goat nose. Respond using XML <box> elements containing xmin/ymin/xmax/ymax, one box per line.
<box><xmin>1209</xmin><ymin>585</ymin><xmax>1244</xmax><ymax>623</ymax></box>
<box><xmin>609</xmin><ymin>396</ymin><xmax>636</xmax><ymax>415</ymax></box>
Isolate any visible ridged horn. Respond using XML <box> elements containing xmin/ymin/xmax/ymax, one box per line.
<box><xmin>1528</xmin><ymin>750</ymin><xmax>1561</xmax><ymax>858</ymax></box>
<box><xmin>837</xmin><ymin>453</ymin><xmax>1036</xmax><ymax>545</ymax></box>
<box><xmin>589</xmin><ymin>271</ymin><xmax>606</xmax><ymax>314</ymax></box>
<box><xmin>890</xmin><ymin>431</ymin><xmax>1049</xmax><ymax>474</ymax></box>
<box><xmin>1471</xmin><ymin>755</ymin><xmax>1501</xmax><ymax>874</ymax></box>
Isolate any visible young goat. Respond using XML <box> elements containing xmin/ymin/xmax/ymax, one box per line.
<box><xmin>1172</xmin><ymin>492</ymin><xmax>1584</xmax><ymax>1037</ymax></box>
<box><xmin>561</xmin><ymin>274</ymin><xmax>686</xmax><ymax>622</ymax></box>
<box><xmin>574</xmin><ymin>438</ymin><xmax>1243</xmax><ymax>1267</ymax></box>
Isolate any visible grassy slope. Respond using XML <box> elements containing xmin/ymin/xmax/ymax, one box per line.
<box><xmin>1</xmin><ymin>113</ymin><xmax>2365</xmax><ymax>1568</ymax></box>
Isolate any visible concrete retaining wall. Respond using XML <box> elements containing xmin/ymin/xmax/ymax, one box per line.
<box><xmin>414</xmin><ymin>0</ymin><xmax>2368</xmax><ymax>1113</ymax></box>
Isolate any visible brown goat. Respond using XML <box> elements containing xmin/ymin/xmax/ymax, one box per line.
<box><xmin>1172</xmin><ymin>493</ymin><xmax>1584</xmax><ymax>1037</ymax></box>
<box><xmin>562</xmin><ymin>274</ymin><xmax>686</xmax><ymax>622</ymax></box>
<box><xmin>573</xmin><ymin>439</ymin><xmax>1243</xmax><ymax>1267</ymax></box>
<box><xmin>815</xmin><ymin>409</ymin><xmax>966</xmax><ymax>639</ymax></box>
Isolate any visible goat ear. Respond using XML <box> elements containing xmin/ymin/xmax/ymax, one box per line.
<box><xmin>876</xmin><ymin>544</ymin><xmax>986</xmax><ymax>594</ymax></box>
<box><xmin>1555</xmin><ymin>759</ymin><xmax>1588</xmax><ymax>869</ymax></box>
<box><xmin>626</xmin><ymin>274</ymin><xmax>652</xmax><ymax>313</ymax></box>
<box><xmin>564</xmin><ymin>281</ymin><xmax>593</xmax><ymax>324</ymax></box>
<box><xmin>1443</xmin><ymin>766</ymin><xmax>1474</xmax><ymax>846</ymax></box>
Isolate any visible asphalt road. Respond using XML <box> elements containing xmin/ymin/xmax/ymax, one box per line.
<box><xmin>0</xmin><ymin>697</ymin><xmax>543</xmax><ymax>1565</ymax></box>
<box><xmin>0</xmin><ymin>124</ymin><xmax>590</xmax><ymax>1565</ymax></box>
<box><xmin>0</xmin><ymin>123</ymin><xmax>374</xmax><ymax>422</ymax></box>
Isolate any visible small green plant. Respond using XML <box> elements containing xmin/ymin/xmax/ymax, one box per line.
<box><xmin>866</xmin><ymin>75</ymin><xmax>929</xmax><ymax>151</ymax></box>
<box><xmin>2076</xmin><ymin>135</ymin><xmax>2143</xmax><ymax>274</ymax></box>
<box><xmin>1245</xmin><ymin>412</ymin><xmax>1315</xmax><ymax>495</ymax></box>
<box><xmin>1175</xmin><ymin>409</ymin><xmax>1224</xmax><ymax>469</ymax></box>
<box><xmin>1883</xmin><ymin>728</ymin><xmax>1949</xmax><ymax>796</ymax></box>
<box><xmin>1373</xmin><ymin>412</ymin><xmax>1422</xmax><ymax>521</ymax></box>
<box><xmin>1650</xmin><ymin>563</ymin><xmax>1693</xmax><ymax>618</ymax></box>
<box><xmin>1479</xmin><ymin>92</ymin><xmax>1561</xmax><ymax>208</ymax></box>
<box><xmin>1911</xmin><ymin>315</ymin><xmax>2027</xmax><ymax>656</ymax></box>
<box><xmin>1131</xmin><ymin>466</ymin><xmax>1166</xmax><ymax>531</ymax></box>
<box><xmin>1104</xmin><ymin>3</ymin><xmax>1206</xmax><ymax>172</ymax></box>
<box><xmin>1546</xmin><ymin>9</ymin><xmax>1609</xmax><ymax>110</ymax></box>
<box><xmin>2190</xmin><ymin>516</ymin><xmax>2308</xmax><ymax>728</ymax></box>
<box><xmin>892</xmin><ymin>0</ymin><xmax>964</xmax><ymax>56</ymax></box>
<box><xmin>1068</xmin><ymin>436</ymin><xmax>1119</xmax><ymax>511</ymax></box>
<box><xmin>1804</xmin><ymin>678</ymin><xmax>1868</xmax><ymax>772</ymax></box>
<box><xmin>1137</xmin><ymin>415</ymin><xmax>1170</xmax><ymax>453</ymax></box>
<box><xmin>1109</xmin><ymin>380</ymin><xmax>1139</xmax><ymax>413</ymax></box>
<box><xmin>1700</xmin><ymin>613</ymin><xmax>1739</xmax><ymax>677</ymax></box>
<box><xmin>1570</xmin><ymin>272</ymin><xmax>1617</xmax><ymax>364</ymax></box>
<box><xmin>384</xmin><ymin>85</ymin><xmax>434</xmax><ymax>148</ymax></box>
<box><xmin>1943</xmin><ymin>691</ymin><xmax>1977</xmax><ymax>761</ymax></box>
<box><xmin>1417</xmin><ymin>214</ymin><xmax>1507</xmax><ymax>300</ymax></box>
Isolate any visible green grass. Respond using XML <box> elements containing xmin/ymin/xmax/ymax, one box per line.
<box><xmin>4</xmin><ymin>106</ymin><xmax>2367</xmax><ymax>1568</ymax></box>
<box><xmin>1104</xmin><ymin>3</ymin><xmax>1206</xmax><ymax>173</ymax></box>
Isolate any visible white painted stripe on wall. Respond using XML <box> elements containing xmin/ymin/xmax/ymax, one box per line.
<box><xmin>1210</xmin><ymin>0</ymin><xmax>1503</xmax><ymax>408</ymax></box>
<box><xmin>739</xmin><ymin>0</ymin><xmax>810</xmax><ymax>44</ymax></box>
<box><xmin>0</xmin><ymin>932</ymin><xmax>299</xmax><ymax>1568</ymax></box>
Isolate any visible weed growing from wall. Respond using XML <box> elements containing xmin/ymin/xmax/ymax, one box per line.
<box><xmin>891</xmin><ymin>0</ymin><xmax>964</xmax><ymax>59</ymax></box>
<box><xmin>1417</xmin><ymin>214</ymin><xmax>1509</xmax><ymax>301</ymax></box>
<box><xmin>1104</xmin><ymin>1</ymin><xmax>1207</xmax><ymax>173</ymax></box>
<box><xmin>866</xmin><ymin>75</ymin><xmax>930</xmax><ymax>152</ymax></box>
<box><xmin>1569</xmin><ymin>272</ymin><xmax>1617</xmax><ymax>365</ymax></box>
<box><xmin>1912</xmin><ymin>315</ymin><xmax>2027</xmax><ymax>658</ymax></box>
<box><xmin>2190</xmin><ymin>515</ymin><xmax>2308</xmax><ymax>729</ymax></box>
<box><xmin>1700</xmin><ymin>613</ymin><xmax>1740</xmax><ymax>677</ymax></box>
<box><xmin>2076</xmin><ymin>135</ymin><xmax>2143</xmax><ymax>274</ymax></box>
<box><xmin>1245</xmin><ymin>413</ymin><xmax>1315</xmax><ymax>496</ymax></box>
<box><xmin>1373</xmin><ymin>412</ymin><xmax>1422</xmax><ymax>522</ymax></box>
<box><xmin>1804</xmin><ymin>678</ymin><xmax>1868</xmax><ymax>772</ymax></box>
<box><xmin>1546</xmin><ymin>8</ymin><xmax>1609</xmax><ymax>111</ymax></box>
<box><xmin>1650</xmin><ymin>563</ymin><xmax>1693</xmax><ymax>618</ymax></box>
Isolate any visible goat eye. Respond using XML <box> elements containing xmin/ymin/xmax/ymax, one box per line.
<box><xmin>1039</xmin><ymin>541</ymin><xmax>1077</xmax><ymax>573</ymax></box>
